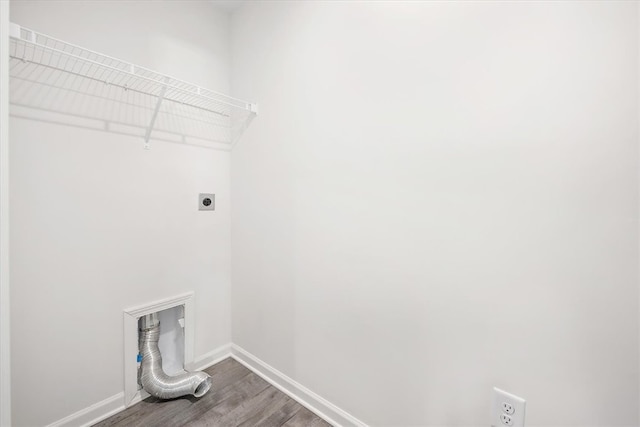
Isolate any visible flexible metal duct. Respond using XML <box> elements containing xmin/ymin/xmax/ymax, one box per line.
<box><xmin>138</xmin><ymin>313</ymin><xmax>212</xmax><ymax>399</ymax></box>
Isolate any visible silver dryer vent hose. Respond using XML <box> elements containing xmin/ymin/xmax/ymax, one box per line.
<box><xmin>138</xmin><ymin>314</ymin><xmax>211</xmax><ymax>399</ymax></box>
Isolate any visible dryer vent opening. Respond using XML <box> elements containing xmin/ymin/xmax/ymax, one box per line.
<box><xmin>193</xmin><ymin>376</ymin><xmax>212</xmax><ymax>397</ymax></box>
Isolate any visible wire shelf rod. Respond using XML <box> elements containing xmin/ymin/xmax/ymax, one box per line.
<box><xmin>10</xmin><ymin>76</ymin><xmax>233</xmax><ymax>130</ymax></box>
<box><xmin>13</xmin><ymin>24</ymin><xmax>246</xmax><ymax>104</ymax></box>
<box><xmin>10</xmin><ymin>38</ymin><xmax>247</xmax><ymax>113</ymax></box>
<box><xmin>9</xmin><ymin>22</ymin><xmax>257</xmax><ymax>149</ymax></box>
<box><xmin>11</xmin><ymin>102</ymin><xmax>232</xmax><ymax>145</ymax></box>
<box><xmin>9</xmin><ymin>56</ymin><xmax>234</xmax><ymax>119</ymax></box>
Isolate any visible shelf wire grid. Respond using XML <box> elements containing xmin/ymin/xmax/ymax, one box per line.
<box><xmin>9</xmin><ymin>25</ymin><xmax>256</xmax><ymax>148</ymax></box>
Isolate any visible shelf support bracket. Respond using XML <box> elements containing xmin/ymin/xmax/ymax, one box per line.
<box><xmin>144</xmin><ymin>85</ymin><xmax>167</xmax><ymax>150</ymax></box>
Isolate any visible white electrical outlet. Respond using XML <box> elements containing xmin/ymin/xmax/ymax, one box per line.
<box><xmin>502</xmin><ymin>402</ymin><xmax>515</xmax><ymax>415</ymax></box>
<box><xmin>501</xmin><ymin>414</ymin><xmax>514</xmax><ymax>426</ymax></box>
<box><xmin>492</xmin><ymin>387</ymin><xmax>526</xmax><ymax>427</ymax></box>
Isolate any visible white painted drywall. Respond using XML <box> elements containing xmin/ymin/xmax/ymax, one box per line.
<box><xmin>230</xmin><ymin>1</ymin><xmax>640</xmax><ymax>425</ymax></box>
<box><xmin>9</xmin><ymin>1</ymin><xmax>232</xmax><ymax>426</ymax></box>
<box><xmin>637</xmin><ymin>3</ymin><xmax>640</xmax><ymax>424</ymax></box>
<box><xmin>0</xmin><ymin>1</ymin><xmax>11</xmax><ymax>426</ymax></box>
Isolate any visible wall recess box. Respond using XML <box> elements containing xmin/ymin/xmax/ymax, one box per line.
<box><xmin>198</xmin><ymin>193</ymin><xmax>215</xmax><ymax>211</ymax></box>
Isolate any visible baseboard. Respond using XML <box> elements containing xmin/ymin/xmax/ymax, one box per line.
<box><xmin>126</xmin><ymin>389</ymin><xmax>150</xmax><ymax>408</ymax></box>
<box><xmin>45</xmin><ymin>343</ymin><xmax>366</xmax><ymax>427</ymax></box>
<box><xmin>191</xmin><ymin>342</ymin><xmax>232</xmax><ymax>371</ymax></box>
<box><xmin>46</xmin><ymin>392</ymin><xmax>125</xmax><ymax>427</ymax></box>
<box><xmin>45</xmin><ymin>344</ymin><xmax>232</xmax><ymax>427</ymax></box>
<box><xmin>230</xmin><ymin>344</ymin><xmax>367</xmax><ymax>427</ymax></box>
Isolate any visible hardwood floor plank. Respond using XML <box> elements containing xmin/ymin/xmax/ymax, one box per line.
<box><xmin>214</xmin><ymin>385</ymin><xmax>290</xmax><ymax>426</ymax></box>
<box><xmin>96</xmin><ymin>359</ymin><xmax>253</xmax><ymax>427</ymax></box>
<box><xmin>238</xmin><ymin>396</ymin><xmax>301</xmax><ymax>427</ymax></box>
<box><xmin>93</xmin><ymin>397</ymin><xmax>161</xmax><ymax>427</ymax></box>
<box><xmin>125</xmin><ymin>371</ymin><xmax>265</xmax><ymax>427</ymax></box>
<box><xmin>281</xmin><ymin>407</ymin><xmax>333</xmax><ymax>427</ymax></box>
<box><xmin>204</xmin><ymin>357</ymin><xmax>236</xmax><ymax>376</ymax></box>
<box><xmin>163</xmin><ymin>372</ymin><xmax>270</xmax><ymax>427</ymax></box>
<box><xmin>94</xmin><ymin>357</ymin><xmax>332</xmax><ymax>427</ymax></box>
<box><xmin>121</xmin><ymin>396</ymin><xmax>196</xmax><ymax>427</ymax></box>
<box><xmin>205</xmin><ymin>358</ymin><xmax>252</xmax><ymax>389</ymax></box>
<box><xmin>185</xmin><ymin>373</ymin><xmax>275</xmax><ymax>427</ymax></box>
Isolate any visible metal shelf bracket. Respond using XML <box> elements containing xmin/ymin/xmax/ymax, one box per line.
<box><xmin>144</xmin><ymin>84</ymin><xmax>167</xmax><ymax>150</ymax></box>
<box><xmin>8</xmin><ymin>22</ymin><xmax>258</xmax><ymax>150</ymax></box>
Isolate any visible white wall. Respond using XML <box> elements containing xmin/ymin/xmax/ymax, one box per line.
<box><xmin>0</xmin><ymin>1</ymin><xmax>11</xmax><ymax>425</ymax></box>
<box><xmin>9</xmin><ymin>1</ymin><xmax>232</xmax><ymax>426</ymax></box>
<box><xmin>230</xmin><ymin>1</ymin><xmax>640</xmax><ymax>426</ymax></box>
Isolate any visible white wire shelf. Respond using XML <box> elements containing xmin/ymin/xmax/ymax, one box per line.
<box><xmin>8</xmin><ymin>23</ymin><xmax>257</xmax><ymax>149</ymax></box>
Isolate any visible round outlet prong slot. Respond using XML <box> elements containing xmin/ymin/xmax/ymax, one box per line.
<box><xmin>502</xmin><ymin>402</ymin><xmax>515</xmax><ymax>415</ymax></box>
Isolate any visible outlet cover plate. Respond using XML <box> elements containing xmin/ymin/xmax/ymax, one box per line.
<box><xmin>492</xmin><ymin>387</ymin><xmax>526</xmax><ymax>427</ymax></box>
<box><xmin>198</xmin><ymin>193</ymin><xmax>215</xmax><ymax>211</ymax></box>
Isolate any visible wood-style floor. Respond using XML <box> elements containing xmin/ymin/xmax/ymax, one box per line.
<box><xmin>93</xmin><ymin>358</ymin><xmax>332</xmax><ymax>427</ymax></box>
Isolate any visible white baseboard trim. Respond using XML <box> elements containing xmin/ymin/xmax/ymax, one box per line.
<box><xmin>230</xmin><ymin>344</ymin><xmax>367</xmax><ymax>427</ymax></box>
<box><xmin>191</xmin><ymin>343</ymin><xmax>232</xmax><ymax>371</ymax></box>
<box><xmin>127</xmin><ymin>389</ymin><xmax>150</xmax><ymax>408</ymax></box>
<box><xmin>45</xmin><ymin>343</ymin><xmax>366</xmax><ymax>427</ymax></box>
<box><xmin>45</xmin><ymin>344</ymin><xmax>232</xmax><ymax>427</ymax></box>
<box><xmin>46</xmin><ymin>392</ymin><xmax>125</xmax><ymax>427</ymax></box>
